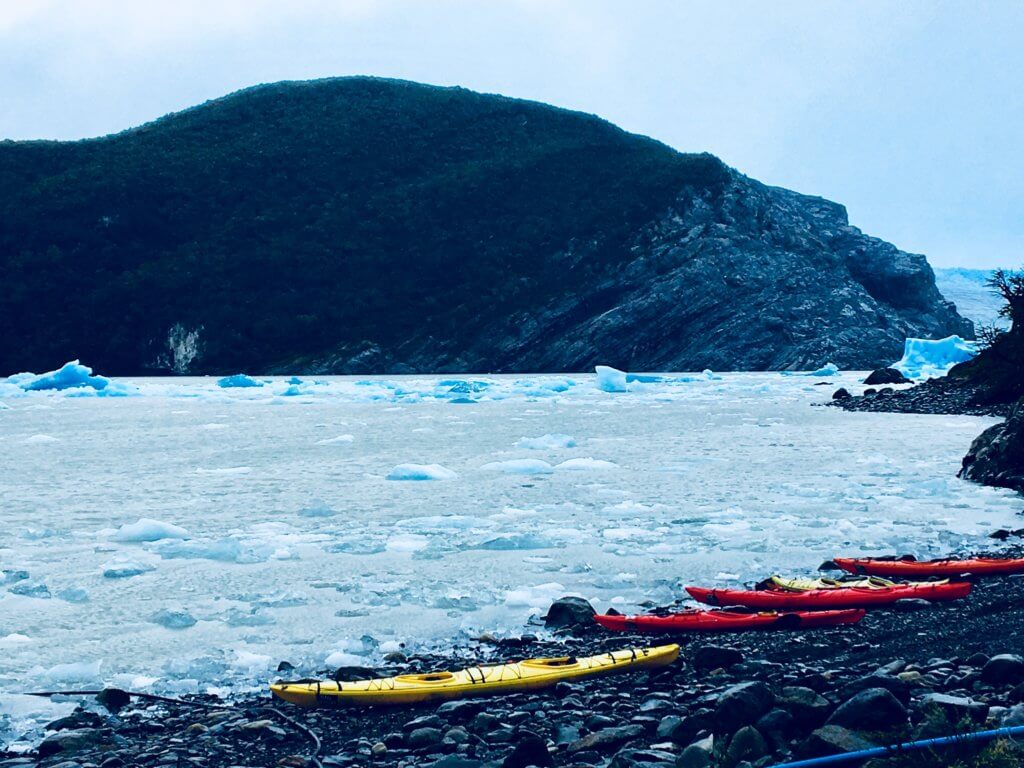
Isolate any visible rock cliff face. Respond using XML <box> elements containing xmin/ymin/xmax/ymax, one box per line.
<box><xmin>960</xmin><ymin>397</ymin><xmax>1024</xmax><ymax>494</ymax></box>
<box><xmin>0</xmin><ymin>77</ymin><xmax>970</xmax><ymax>375</ymax></box>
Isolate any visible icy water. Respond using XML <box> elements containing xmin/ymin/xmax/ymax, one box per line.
<box><xmin>0</xmin><ymin>371</ymin><xmax>1021</xmax><ymax>744</ymax></box>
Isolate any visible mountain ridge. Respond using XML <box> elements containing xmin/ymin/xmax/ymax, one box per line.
<box><xmin>0</xmin><ymin>76</ymin><xmax>971</xmax><ymax>375</ymax></box>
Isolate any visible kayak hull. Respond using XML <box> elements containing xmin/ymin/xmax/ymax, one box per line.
<box><xmin>594</xmin><ymin>608</ymin><xmax>864</xmax><ymax>633</ymax></box>
<box><xmin>835</xmin><ymin>557</ymin><xmax>1024</xmax><ymax>577</ymax></box>
<box><xmin>686</xmin><ymin>581</ymin><xmax>971</xmax><ymax>609</ymax></box>
<box><xmin>271</xmin><ymin>644</ymin><xmax>678</xmax><ymax>707</ymax></box>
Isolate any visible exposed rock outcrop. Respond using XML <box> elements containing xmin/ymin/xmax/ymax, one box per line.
<box><xmin>960</xmin><ymin>397</ymin><xmax>1024</xmax><ymax>494</ymax></box>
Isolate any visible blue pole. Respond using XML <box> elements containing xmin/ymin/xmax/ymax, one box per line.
<box><xmin>767</xmin><ymin>724</ymin><xmax>1024</xmax><ymax>768</ymax></box>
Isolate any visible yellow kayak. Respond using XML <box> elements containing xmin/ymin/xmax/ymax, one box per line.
<box><xmin>769</xmin><ymin>575</ymin><xmax>948</xmax><ymax>591</ymax></box>
<box><xmin>271</xmin><ymin>644</ymin><xmax>679</xmax><ymax>707</ymax></box>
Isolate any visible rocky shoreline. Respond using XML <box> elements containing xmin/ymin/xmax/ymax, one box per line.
<box><xmin>8</xmin><ymin>546</ymin><xmax>1024</xmax><ymax>768</ymax></box>
<box><xmin>830</xmin><ymin>377</ymin><xmax>1010</xmax><ymax>418</ymax></box>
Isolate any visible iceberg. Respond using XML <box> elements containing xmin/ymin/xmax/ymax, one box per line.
<box><xmin>217</xmin><ymin>374</ymin><xmax>263</xmax><ymax>388</ymax></box>
<box><xmin>4</xmin><ymin>360</ymin><xmax>138</xmax><ymax>396</ymax></box>
<box><xmin>111</xmin><ymin>518</ymin><xmax>190</xmax><ymax>542</ymax></box>
<box><xmin>386</xmin><ymin>464</ymin><xmax>457</xmax><ymax>481</ymax></box>
<box><xmin>595</xmin><ymin>365</ymin><xmax>628</xmax><ymax>393</ymax></box>
<box><xmin>892</xmin><ymin>335</ymin><xmax>978</xmax><ymax>380</ymax></box>
<box><xmin>150</xmin><ymin>609</ymin><xmax>197</xmax><ymax>629</ymax></box>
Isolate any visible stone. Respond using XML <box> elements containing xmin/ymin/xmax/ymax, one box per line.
<box><xmin>837</xmin><ymin>674</ymin><xmax>910</xmax><ymax>704</ymax></box>
<box><xmin>371</xmin><ymin>742</ymin><xmax>387</xmax><ymax>757</ymax></box>
<box><xmin>892</xmin><ymin>598</ymin><xmax>932</xmax><ymax>612</ymax></box>
<box><xmin>778</xmin><ymin>686</ymin><xmax>831</xmax><ymax>727</ymax></box>
<box><xmin>832</xmin><ymin>387</ymin><xmax>852</xmax><ymax>401</ymax></box>
<box><xmin>714</xmin><ymin>682</ymin><xmax>775</xmax><ymax>733</ymax></box>
<box><xmin>799</xmin><ymin>725</ymin><xmax>878</xmax><ymax>758</ymax></box>
<box><xmin>554</xmin><ymin>724</ymin><xmax>581</xmax><ymax>745</ymax></box>
<box><xmin>503</xmin><ymin>733</ymin><xmax>553</xmax><ymax>768</ymax></box>
<box><xmin>407</xmin><ymin>727</ymin><xmax>444</xmax><ymax>749</ymax></box>
<box><xmin>444</xmin><ymin>726</ymin><xmax>470</xmax><ymax>744</ymax></box>
<box><xmin>437</xmin><ymin>699</ymin><xmax>486</xmax><ymax>723</ymax></box>
<box><xmin>38</xmin><ymin>728</ymin><xmax>109</xmax><ymax>758</ymax></box>
<box><xmin>675</xmin><ymin>743</ymin><xmax>712</xmax><ymax>768</ymax></box>
<box><xmin>826</xmin><ymin>688</ymin><xmax>907</xmax><ymax>732</ymax></box>
<box><xmin>567</xmin><ymin>725</ymin><xmax>644</xmax><ymax>754</ymax></box>
<box><xmin>693</xmin><ymin>646</ymin><xmax>744</xmax><ymax>672</ymax></box>
<box><xmin>724</xmin><ymin>726</ymin><xmax>768</xmax><ymax>767</ymax></box>
<box><xmin>406</xmin><ymin>715</ymin><xmax>446</xmax><ymax>733</ymax></box>
<box><xmin>981</xmin><ymin>654</ymin><xmax>1024</xmax><ymax>685</ymax></box>
<box><xmin>864</xmin><ymin>367</ymin><xmax>911</xmax><ymax>385</ymax></box>
<box><xmin>542</xmin><ymin>596</ymin><xmax>596</xmax><ymax>631</ymax></box>
<box><xmin>609</xmin><ymin>748</ymin><xmax>676</xmax><ymax>768</ymax></box>
<box><xmin>917</xmin><ymin>693</ymin><xmax>987</xmax><ymax>723</ymax></box>
<box><xmin>430</xmin><ymin>757</ymin><xmax>484</xmax><ymax>768</ymax></box>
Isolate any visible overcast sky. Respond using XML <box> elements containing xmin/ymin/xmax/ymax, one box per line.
<box><xmin>2</xmin><ymin>0</ymin><xmax>1021</xmax><ymax>268</ymax></box>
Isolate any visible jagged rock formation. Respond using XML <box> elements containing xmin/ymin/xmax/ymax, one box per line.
<box><xmin>0</xmin><ymin>77</ymin><xmax>970</xmax><ymax>375</ymax></box>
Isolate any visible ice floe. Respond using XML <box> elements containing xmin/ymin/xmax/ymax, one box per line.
<box><xmin>111</xmin><ymin>518</ymin><xmax>190</xmax><ymax>542</ymax></box>
<box><xmin>386</xmin><ymin>463</ymin><xmax>457</xmax><ymax>481</ymax></box>
<box><xmin>516</xmin><ymin>433</ymin><xmax>576</xmax><ymax>450</ymax></box>
<box><xmin>217</xmin><ymin>374</ymin><xmax>264</xmax><ymax>388</ymax></box>
<box><xmin>480</xmin><ymin>459</ymin><xmax>554</xmax><ymax>475</ymax></box>
<box><xmin>555</xmin><ymin>457</ymin><xmax>619</xmax><ymax>471</ymax></box>
<box><xmin>102</xmin><ymin>558</ymin><xmax>156</xmax><ymax>579</ymax></box>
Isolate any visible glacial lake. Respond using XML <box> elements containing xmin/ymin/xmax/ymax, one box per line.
<box><xmin>1</xmin><ymin>371</ymin><xmax>1019</xmax><ymax>744</ymax></box>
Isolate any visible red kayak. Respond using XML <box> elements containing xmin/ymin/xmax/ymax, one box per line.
<box><xmin>835</xmin><ymin>556</ymin><xmax>1024</xmax><ymax>577</ymax></box>
<box><xmin>685</xmin><ymin>581</ymin><xmax>971</xmax><ymax>610</ymax></box>
<box><xmin>594</xmin><ymin>608</ymin><xmax>864</xmax><ymax>633</ymax></box>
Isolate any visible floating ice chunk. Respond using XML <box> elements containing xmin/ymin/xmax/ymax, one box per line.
<box><xmin>556</xmin><ymin>458</ymin><xmax>619</xmax><ymax>471</ymax></box>
<box><xmin>386</xmin><ymin>464</ymin><xmax>457</xmax><ymax>481</ymax></box>
<box><xmin>516</xmin><ymin>434</ymin><xmax>577</xmax><ymax>450</ymax></box>
<box><xmin>892</xmin><ymin>335</ymin><xmax>977</xmax><ymax>379</ymax></box>
<box><xmin>0</xmin><ymin>633</ymin><xmax>32</xmax><ymax>646</ymax></box>
<box><xmin>468</xmin><ymin>534</ymin><xmax>556</xmax><ymax>551</ymax></box>
<box><xmin>1</xmin><ymin>569</ymin><xmax>29</xmax><ymax>586</ymax></box>
<box><xmin>480</xmin><ymin>459</ymin><xmax>554</xmax><ymax>475</ymax></box>
<box><xmin>15</xmin><ymin>360</ymin><xmax>109</xmax><ymax>391</ymax></box>
<box><xmin>317</xmin><ymin>434</ymin><xmax>355</xmax><ymax>445</ymax></box>
<box><xmin>43</xmin><ymin>660</ymin><xmax>103</xmax><ymax>684</ymax></box>
<box><xmin>503</xmin><ymin>582</ymin><xmax>566</xmax><ymax>609</ymax></box>
<box><xmin>196</xmin><ymin>466</ymin><xmax>252</xmax><ymax>475</ymax></box>
<box><xmin>22</xmin><ymin>434</ymin><xmax>58</xmax><ymax>444</ymax></box>
<box><xmin>325</xmin><ymin>651</ymin><xmax>366</xmax><ymax>668</ymax></box>
<box><xmin>217</xmin><ymin>374</ymin><xmax>263</xmax><ymax>388</ymax></box>
<box><xmin>102</xmin><ymin>558</ymin><xmax>156</xmax><ymax>579</ymax></box>
<box><xmin>232</xmin><ymin>649</ymin><xmax>274</xmax><ymax>672</ymax></box>
<box><xmin>151</xmin><ymin>609</ymin><xmax>197</xmax><ymax>629</ymax></box>
<box><xmin>715</xmin><ymin>572</ymin><xmax>741</xmax><ymax>580</ymax></box>
<box><xmin>780</xmin><ymin>363</ymin><xmax>839</xmax><ymax>377</ymax></box>
<box><xmin>386</xmin><ymin>533</ymin><xmax>430</xmax><ymax>552</ymax></box>
<box><xmin>56</xmin><ymin>587</ymin><xmax>90</xmax><ymax>603</ymax></box>
<box><xmin>10</xmin><ymin>582</ymin><xmax>51</xmax><ymax>599</ymax></box>
<box><xmin>0</xmin><ymin>401</ymin><xmax>10</xmax><ymax>409</ymax></box>
<box><xmin>299</xmin><ymin>504</ymin><xmax>337</xmax><ymax>517</ymax></box>
<box><xmin>152</xmin><ymin>537</ymin><xmax>271</xmax><ymax>564</ymax></box>
<box><xmin>111</xmin><ymin>518</ymin><xmax>190</xmax><ymax>542</ymax></box>
<box><xmin>595</xmin><ymin>365</ymin><xmax>628</xmax><ymax>393</ymax></box>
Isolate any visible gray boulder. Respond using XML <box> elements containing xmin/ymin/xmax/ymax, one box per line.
<box><xmin>542</xmin><ymin>596</ymin><xmax>596</xmax><ymax>631</ymax></box>
<box><xmin>826</xmin><ymin>688</ymin><xmax>907</xmax><ymax>731</ymax></box>
<box><xmin>715</xmin><ymin>681</ymin><xmax>775</xmax><ymax>733</ymax></box>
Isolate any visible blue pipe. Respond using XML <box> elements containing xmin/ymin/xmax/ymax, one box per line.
<box><xmin>768</xmin><ymin>724</ymin><xmax>1024</xmax><ymax>768</ymax></box>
